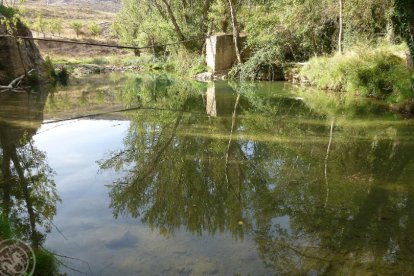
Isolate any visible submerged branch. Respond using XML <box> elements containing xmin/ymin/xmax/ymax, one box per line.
<box><xmin>0</xmin><ymin>69</ymin><xmax>35</xmax><ymax>92</ymax></box>
<box><xmin>51</xmin><ymin>250</ymin><xmax>93</xmax><ymax>275</ymax></box>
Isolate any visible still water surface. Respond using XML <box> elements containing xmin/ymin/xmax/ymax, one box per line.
<box><xmin>1</xmin><ymin>73</ymin><xmax>414</xmax><ymax>275</ymax></box>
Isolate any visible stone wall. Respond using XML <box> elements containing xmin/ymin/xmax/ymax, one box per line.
<box><xmin>206</xmin><ymin>34</ymin><xmax>248</xmax><ymax>73</ymax></box>
<box><xmin>0</xmin><ymin>19</ymin><xmax>45</xmax><ymax>84</ymax></box>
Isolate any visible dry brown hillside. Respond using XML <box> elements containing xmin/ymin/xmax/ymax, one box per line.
<box><xmin>21</xmin><ymin>0</ymin><xmax>130</xmax><ymax>58</ymax></box>
<box><xmin>24</xmin><ymin>0</ymin><xmax>121</xmax><ymax>13</ymax></box>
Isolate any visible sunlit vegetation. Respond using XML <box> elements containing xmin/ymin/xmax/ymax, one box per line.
<box><xmin>88</xmin><ymin>21</ymin><xmax>102</xmax><ymax>37</ymax></box>
<box><xmin>69</xmin><ymin>21</ymin><xmax>83</xmax><ymax>38</ymax></box>
<box><xmin>300</xmin><ymin>44</ymin><xmax>414</xmax><ymax>103</ymax></box>
<box><xmin>108</xmin><ymin>0</ymin><xmax>414</xmax><ymax>103</ymax></box>
<box><xmin>2</xmin><ymin>0</ymin><xmax>412</xmax><ymax>105</ymax></box>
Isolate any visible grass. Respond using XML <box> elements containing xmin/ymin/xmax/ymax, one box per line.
<box><xmin>164</xmin><ymin>47</ymin><xmax>207</xmax><ymax>76</ymax></box>
<box><xmin>52</xmin><ymin>54</ymin><xmax>160</xmax><ymax>69</ymax></box>
<box><xmin>50</xmin><ymin>46</ymin><xmax>207</xmax><ymax>78</ymax></box>
<box><xmin>300</xmin><ymin>43</ymin><xmax>414</xmax><ymax>103</ymax></box>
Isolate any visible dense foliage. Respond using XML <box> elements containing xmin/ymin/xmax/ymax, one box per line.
<box><xmin>113</xmin><ymin>0</ymin><xmax>413</xmax><ymax>92</ymax></box>
<box><xmin>300</xmin><ymin>44</ymin><xmax>413</xmax><ymax>102</ymax></box>
<box><xmin>0</xmin><ymin>4</ymin><xmax>17</xmax><ymax>18</ymax></box>
<box><xmin>113</xmin><ymin>0</ymin><xmax>411</xmax><ymax>57</ymax></box>
<box><xmin>112</xmin><ymin>0</ymin><xmax>211</xmax><ymax>50</ymax></box>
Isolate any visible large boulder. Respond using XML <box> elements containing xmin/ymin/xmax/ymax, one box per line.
<box><xmin>0</xmin><ymin>18</ymin><xmax>46</xmax><ymax>84</ymax></box>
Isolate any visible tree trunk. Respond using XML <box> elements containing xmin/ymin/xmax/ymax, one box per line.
<box><xmin>407</xmin><ymin>51</ymin><xmax>413</xmax><ymax>70</ymax></box>
<box><xmin>153</xmin><ymin>0</ymin><xmax>168</xmax><ymax>21</ymax></box>
<box><xmin>10</xmin><ymin>149</ymin><xmax>40</xmax><ymax>250</ymax></box>
<box><xmin>386</xmin><ymin>21</ymin><xmax>395</xmax><ymax>43</ymax></box>
<box><xmin>181</xmin><ymin>0</ymin><xmax>190</xmax><ymax>25</ymax></box>
<box><xmin>200</xmin><ymin>0</ymin><xmax>213</xmax><ymax>35</ymax></box>
<box><xmin>161</xmin><ymin>0</ymin><xmax>186</xmax><ymax>41</ymax></box>
<box><xmin>395</xmin><ymin>0</ymin><xmax>414</xmax><ymax>63</ymax></box>
<box><xmin>227</xmin><ymin>0</ymin><xmax>241</xmax><ymax>64</ymax></box>
<box><xmin>338</xmin><ymin>0</ymin><xmax>343</xmax><ymax>54</ymax></box>
<box><xmin>1</xmin><ymin>147</ymin><xmax>12</xmax><ymax>216</ymax></box>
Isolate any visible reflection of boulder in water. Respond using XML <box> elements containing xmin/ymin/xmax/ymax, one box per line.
<box><xmin>0</xmin><ymin>89</ymin><xmax>57</xmax><ymax>251</ymax></box>
<box><xmin>0</xmin><ymin>89</ymin><xmax>49</xmax><ymax>171</ymax></box>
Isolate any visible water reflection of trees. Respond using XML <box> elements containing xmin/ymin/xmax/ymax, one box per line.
<box><xmin>99</xmin><ymin>77</ymin><xmax>414</xmax><ymax>274</ymax></box>
<box><xmin>0</xmin><ymin>91</ymin><xmax>59</xmax><ymax>251</ymax></box>
<box><xmin>253</xmin><ymin>131</ymin><xmax>414</xmax><ymax>274</ymax></box>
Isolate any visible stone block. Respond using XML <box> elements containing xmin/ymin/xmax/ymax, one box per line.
<box><xmin>206</xmin><ymin>34</ymin><xmax>247</xmax><ymax>73</ymax></box>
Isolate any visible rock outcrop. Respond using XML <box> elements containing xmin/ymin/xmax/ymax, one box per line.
<box><xmin>0</xmin><ymin>19</ymin><xmax>46</xmax><ymax>84</ymax></box>
<box><xmin>194</xmin><ymin>71</ymin><xmax>229</xmax><ymax>82</ymax></box>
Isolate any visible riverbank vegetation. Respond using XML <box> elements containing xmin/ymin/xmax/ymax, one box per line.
<box><xmin>1</xmin><ymin>0</ymin><xmax>414</xmax><ymax>108</ymax></box>
<box><xmin>110</xmin><ymin>0</ymin><xmax>414</xmax><ymax>104</ymax></box>
<box><xmin>300</xmin><ymin>44</ymin><xmax>413</xmax><ymax>103</ymax></box>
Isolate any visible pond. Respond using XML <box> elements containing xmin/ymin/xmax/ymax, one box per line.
<box><xmin>1</xmin><ymin>73</ymin><xmax>414</xmax><ymax>275</ymax></box>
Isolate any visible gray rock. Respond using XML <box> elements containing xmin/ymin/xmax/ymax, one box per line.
<box><xmin>0</xmin><ymin>20</ymin><xmax>46</xmax><ymax>84</ymax></box>
<box><xmin>195</xmin><ymin>72</ymin><xmax>213</xmax><ymax>82</ymax></box>
<box><xmin>195</xmin><ymin>71</ymin><xmax>229</xmax><ymax>82</ymax></box>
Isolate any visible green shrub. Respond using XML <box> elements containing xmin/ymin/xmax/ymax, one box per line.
<box><xmin>44</xmin><ymin>57</ymin><xmax>70</xmax><ymax>85</ymax></box>
<box><xmin>70</xmin><ymin>21</ymin><xmax>83</xmax><ymax>38</ymax></box>
<box><xmin>166</xmin><ymin>47</ymin><xmax>207</xmax><ymax>77</ymax></box>
<box><xmin>230</xmin><ymin>45</ymin><xmax>280</xmax><ymax>81</ymax></box>
<box><xmin>189</xmin><ymin>56</ymin><xmax>207</xmax><ymax>76</ymax></box>
<box><xmin>27</xmin><ymin>69</ymin><xmax>40</xmax><ymax>83</ymax></box>
<box><xmin>119</xmin><ymin>56</ymin><xmax>145</xmax><ymax>67</ymax></box>
<box><xmin>90</xmin><ymin>57</ymin><xmax>108</xmax><ymax>65</ymax></box>
<box><xmin>300</xmin><ymin>44</ymin><xmax>414</xmax><ymax>103</ymax></box>
<box><xmin>0</xmin><ymin>5</ymin><xmax>17</xmax><ymax>19</ymax></box>
<box><xmin>48</xmin><ymin>19</ymin><xmax>63</xmax><ymax>36</ymax></box>
<box><xmin>0</xmin><ymin>215</ymin><xmax>15</xmax><ymax>239</ymax></box>
<box><xmin>44</xmin><ymin>56</ymin><xmax>56</xmax><ymax>77</ymax></box>
<box><xmin>55</xmin><ymin>67</ymin><xmax>69</xmax><ymax>85</ymax></box>
<box><xmin>33</xmin><ymin>14</ymin><xmax>47</xmax><ymax>38</ymax></box>
<box><xmin>0</xmin><ymin>214</ymin><xmax>59</xmax><ymax>275</ymax></box>
<box><xmin>89</xmin><ymin>21</ymin><xmax>102</xmax><ymax>37</ymax></box>
<box><xmin>34</xmin><ymin>249</ymin><xmax>59</xmax><ymax>276</ymax></box>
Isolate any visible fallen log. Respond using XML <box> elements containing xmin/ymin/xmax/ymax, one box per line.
<box><xmin>0</xmin><ymin>69</ymin><xmax>35</xmax><ymax>92</ymax></box>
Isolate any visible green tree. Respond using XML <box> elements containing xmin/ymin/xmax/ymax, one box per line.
<box><xmin>394</xmin><ymin>0</ymin><xmax>414</xmax><ymax>68</ymax></box>
<box><xmin>33</xmin><ymin>14</ymin><xmax>47</xmax><ymax>38</ymax></box>
<box><xmin>88</xmin><ymin>21</ymin><xmax>102</xmax><ymax>37</ymax></box>
<box><xmin>69</xmin><ymin>21</ymin><xmax>82</xmax><ymax>38</ymax></box>
<box><xmin>48</xmin><ymin>18</ymin><xmax>63</xmax><ymax>37</ymax></box>
<box><xmin>113</xmin><ymin>0</ymin><xmax>214</xmax><ymax>51</ymax></box>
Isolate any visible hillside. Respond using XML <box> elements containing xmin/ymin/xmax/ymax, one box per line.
<box><xmin>21</xmin><ymin>0</ymin><xmax>130</xmax><ymax>58</ymax></box>
<box><xmin>25</xmin><ymin>0</ymin><xmax>121</xmax><ymax>13</ymax></box>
